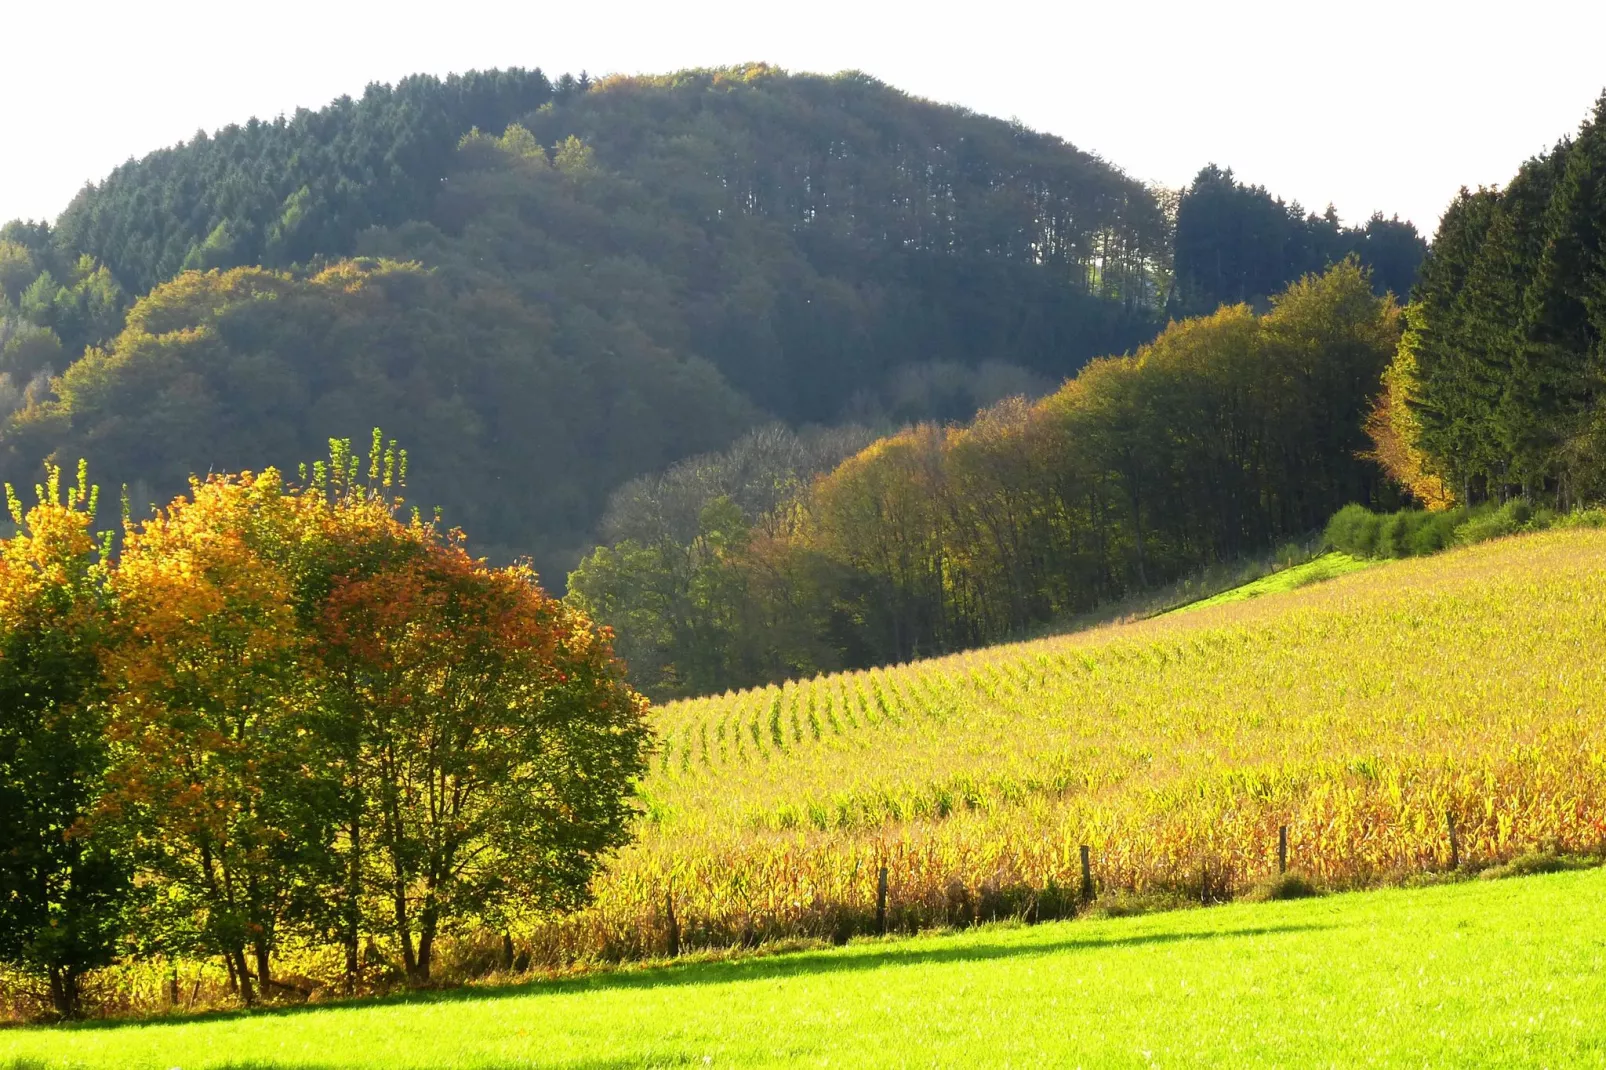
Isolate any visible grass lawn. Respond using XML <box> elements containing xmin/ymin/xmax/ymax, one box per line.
<box><xmin>5</xmin><ymin>866</ymin><xmax>1604</xmax><ymax>1069</ymax></box>
<box><xmin>1164</xmin><ymin>550</ymin><xmax>1375</xmax><ymax>616</ymax></box>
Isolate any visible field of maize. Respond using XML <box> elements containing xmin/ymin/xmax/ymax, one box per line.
<box><xmin>512</xmin><ymin>527</ymin><xmax>1606</xmax><ymax>963</ymax></box>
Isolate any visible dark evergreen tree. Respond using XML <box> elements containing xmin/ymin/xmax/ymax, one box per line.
<box><xmin>1174</xmin><ymin>165</ymin><xmax>1426</xmax><ymax>313</ymax></box>
<box><xmin>1390</xmin><ymin>89</ymin><xmax>1606</xmax><ymax>508</ymax></box>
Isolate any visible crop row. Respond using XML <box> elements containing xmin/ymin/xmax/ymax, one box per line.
<box><xmin>534</xmin><ymin>529</ymin><xmax>1606</xmax><ymax>963</ymax></box>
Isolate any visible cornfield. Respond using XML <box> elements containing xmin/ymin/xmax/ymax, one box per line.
<box><xmin>525</xmin><ymin>528</ymin><xmax>1606</xmax><ymax>962</ymax></box>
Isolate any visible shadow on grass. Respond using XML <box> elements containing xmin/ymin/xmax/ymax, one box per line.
<box><xmin>3</xmin><ymin>1063</ymin><xmax>710</xmax><ymax>1070</ymax></box>
<box><xmin>33</xmin><ymin>917</ymin><xmax>1332</xmax><ymax>1039</ymax></box>
<box><xmin>4</xmin><ymin>1062</ymin><xmax>706</xmax><ymax>1070</ymax></box>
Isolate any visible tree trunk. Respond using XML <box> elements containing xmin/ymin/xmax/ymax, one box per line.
<box><xmin>344</xmin><ymin>812</ymin><xmax>362</xmax><ymax>993</ymax></box>
<box><xmin>231</xmin><ymin>945</ymin><xmax>256</xmax><ymax>1006</ymax></box>
<box><xmin>393</xmin><ymin>881</ymin><xmax>417</xmax><ymax>979</ymax></box>
<box><xmin>1130</xmin><ymin>510</ymin><xmax>1148</xmax><ymax>589</ymax></box>
<box><xmin>46</xmin><ymin>964</ymin><xmax>81</xmax><ymax>1020</ymax></box>
<box><xmin>413</xmin><ymin>903</ymin><xmax>438</xmax><ymax>983</ymax></box>
<box><xmin>342</xmin><ymin>701</ymin><xmax>365</xmax><ymax>995</ymax></box>
<box><xmin>254</xmin><ymin>939</ymin><xmax>272</xmax><ymax>996</ymax></box>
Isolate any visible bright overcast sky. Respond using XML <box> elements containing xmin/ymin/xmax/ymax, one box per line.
<box><xmin>4</xmin><ymin>0</ymin><xmax>1604</xmax><ymax>236</ymax></box>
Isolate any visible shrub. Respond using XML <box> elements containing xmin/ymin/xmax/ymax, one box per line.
<box><xmin>1328</xmin><ymin>504</ymin><xmax>1462</xmax><ymax>559</ymax></box>
<box><xmin>1476</xmin><ymin>853</ymin><xmax>1591</xmax><ymax>881</ymax></box>
<box><xmin>1374</xmin><ymin>511</ymin><xmax>1408</xmax><ymax>558</ymax></box>
<box><xmin>1323</xmin><ymin>500</ymin><xmax>1597</xmax><ymax>560</ymax></box>
<box><xmin>1242</xmin><ymin>872</ymin><xmax>1322</xmax><ymax>902</ymax></box>
<box><xmin>1403</xmin><ymin>507</ymin><xmax>1467</xmax><ymax>556</ymax></box>
<box><xmin>1456</xmin><ymin>499</ymin><xmax>1536</xmax><ymax>546</ymax></box>
<box><xmin>1325</xmin><ymin>504</ymin><xmax>1381</xmax><ymax>557</ymax></box>
<box><xmin>1556</xmin><ymin>508</ymin><xmax>1606</xmax><ymax>530</ymax></box>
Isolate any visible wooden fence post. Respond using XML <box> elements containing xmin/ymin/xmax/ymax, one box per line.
<box><xmin>666</xmin><ymin>890</ymin><xmax>680</xmax><ymax>957</ymax></box>
<box><xmin>1278</xmin><ymin>825</ymin><xmax>1288</xmax><ymax>875</ymax></box>
<box><xmin>1447</xmin><ymin>811</ymin><xmax>1460</xmax><ymax>870</ymax></box>
<box><xmin>1080</xmin><ymin>845</ymin><xmax>1094</xmax><ymax>903</ymax></box>
<box><xmin>876</xmin><ymin>865</ymin><xmax>889</xmax><ymax>935</ymax></box>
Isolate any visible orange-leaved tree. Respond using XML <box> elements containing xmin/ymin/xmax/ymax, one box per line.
<box><xmin>295</xmin><ymin>434</ymin><xmax>653</xmax><ymax>984</ymax></box>
<box><xmin>99</xmin><ymin>433</ymin><xmax>652</xmax><ymax>995</ymax></box>
<box><xmin>321</xmin><ymin>530</ymin><xmax>651</xmax><ymax>982</ymax></box>
<box><xmin>99</xmin><ymin>466</ymin><xmax>323</xmax><ymax>1004</ymax></box>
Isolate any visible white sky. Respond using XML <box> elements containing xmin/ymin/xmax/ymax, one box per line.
<box><xmin>3</xmin><ymin>0</ymin><xmax>1603</xmax><ymax>237</ymax></box>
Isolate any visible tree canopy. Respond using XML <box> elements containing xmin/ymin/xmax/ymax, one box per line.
<box><xmin>1</xmin><ymin>66</ymin><xmax>1424</xmax><ymax>579</ymax></box>
<box><xmin>1174</xmin><ymin>164</ymin><xmax>1425</xmax><ymax>313</ymax></box>
<box><xmin>0</xmin><ymin>440</ymin><xmax>650</xmax><ymax>1016</ymax></box>
<box><xmin>573</xmin><ymin>260</ymin><xmax>1403</xmax><ymax>698</ymax></box>
<box><xmin>0</xmin><ymin>66</ymin><xmax>1193</xmax><ymax>576</ymax></box>
<box><xmin>1371</xmin><ymin>92</ymin><xmax>1606</xmax><ymax>508</ymax></box>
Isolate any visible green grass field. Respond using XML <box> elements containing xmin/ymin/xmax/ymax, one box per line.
<box><xmin>5</xmin><ymin>866</ymin><xmax>1604</xmax><ymax>1069</ymax></box>
<box><xmin>1164</xmin><ymin>550</ymin><xmax>1375</xmax><ymax>615</ymax></box>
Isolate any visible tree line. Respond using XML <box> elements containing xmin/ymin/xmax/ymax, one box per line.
<box><xmin>0</xmin><ymin>436</ymin><xmax>649</xmax><ymax>1019</ymax></box>
<box><xmin>0</xmin><ymin>66</ymin><xmax>1424</xmax><ymax>578</ymax></box>
<box><xmin>0</xmin><ymin>68</ymin><xmax>1180</xmax><ymax>576</ymax></box>
<box><xmin>570</xmin><ymin>261</ymin><xmax>1402</xmax><ymax>699</ymax></box>
<box><xmin>1370</xmin><ymin>92</ymin><xmax>1606</xmax><ymax>508</ymax></box>
<box><xmin>1173</xmin><ymin>164</ymin><xmax>1425</xmax><ymax>314</ymax></box>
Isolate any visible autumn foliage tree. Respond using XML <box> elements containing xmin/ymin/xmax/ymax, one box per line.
<box><xmin>320</xmin><ymin>537</ymin><xmax>649</xmax><ymax>982</ymax></box>
<box><xmin>100</xmin><ymin>468</ymin><xmax>327</xmax><ymax>1004</ymax></box>
<box><xmin>0</xmin><ymin>433</ymin><xmax>657</xmax><ymax>1010</ymax></box>
<box><xmin>0</xmin><ymin>464</ymin><xmax>127</xmax><ymax>1019</ymax></box>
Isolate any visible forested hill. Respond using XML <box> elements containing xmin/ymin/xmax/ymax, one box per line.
<box><xmin>0</xmin><ymin>64</ymin><xmax>1423</xmax><ymax>574</ymax></box>
<box><xmin>53</xmin><ymin>70</ymin><xmax>560</xmax><ymax>295</ymax></box>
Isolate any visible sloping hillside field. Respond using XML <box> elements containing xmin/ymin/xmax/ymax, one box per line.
<box><xmin>509</xmin><ymin>528</ymin><xmax>1606</xmax><ymax>961</ymax></box>
<box><xmin>4</xmin><ymin>869</ymin><xmax>1604</xmax><ymax>1068</ymax></box>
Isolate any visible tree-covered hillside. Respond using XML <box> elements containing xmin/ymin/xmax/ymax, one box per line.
<box><xmin>1</xmin><ymin>66</ymin><xmax>1181</xmax><ymax>571</ymax></box>
<box><xmin>572</xmin><ymin>261</ymin><xmax>1403</xmax><ymax>697</ymax></box>
<box><xmin>0</xmin><ymin>64</ymin><xmax>1424</xmax><ymax>574</ymax></box>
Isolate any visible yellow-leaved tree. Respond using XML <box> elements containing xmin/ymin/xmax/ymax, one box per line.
<box><xmin>97</xmin><ymin>433</ymin><xmax>651</xmax><ymax>1000</ymax></box>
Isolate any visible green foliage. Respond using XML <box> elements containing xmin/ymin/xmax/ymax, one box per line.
<box><xmin>569</xmin><ymin>425</ymin><xmax>875</xmax><ymax>698</ymax></box>
<box><xmin>581</xmin><ymin>262</ymin><xmax>1404</xmax><ymax>693</ymax></box>
<box><xmin>1</xmin><ymin>68</ymin><xmax>1196</xmax><ymax>574</ymax></box>
<box><xmin>1555</xmin><ymin>507</ymin><xmax>1606</xmax><ymax>529</ymax></box>
<box><xmin>1324</xmin><ymin>498</ymin><xmax>1587</xmax><ymax>560</ymax></box>
<box><xmin>1405</xmin><ymin>91</ymin><xmax>1606</xmax><ymax>506</ymax></box>
<box><xmin>0</xmin><ymin>224</ymin><xmax>130</xmax><ymax>362</ymax></box>
<box><xmin>0</xmin><ymin>321</ymin><xmax>63</xmax><ymax>383</ymax></box>
<box><xmin>1324</xmin><ymin>504</ymin><xmax>1382</xmax><ymax>557</ymax></box>
<box><xmin>1453</xmin><ymin>500</ymin><xmax>1549</xmax><ymax>546</ymax></box>
<box><xmin>52</xmin><ymin>70</ymin><xmax>562</xmax><ymax>292</ymax></box>
<box><xmin>3</xmin><ymin>261</ymin><xmax>757</xmax><ymax>577</ymax></box>
<box><xmin>1174</xmin><ymin>165</ymin><xmax>1426</xmax><ymax>313</ymax></box>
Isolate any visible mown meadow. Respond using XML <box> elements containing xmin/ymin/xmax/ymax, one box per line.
<box><xmin>530</xmin><ymin>527</ymin><xmax>1606</xmax><ymax>963</ymax></box>
<box><xmin>4</xmin><ymin>867</ymin><xmax>1604</xmax><ymax>1068</ymax></box>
